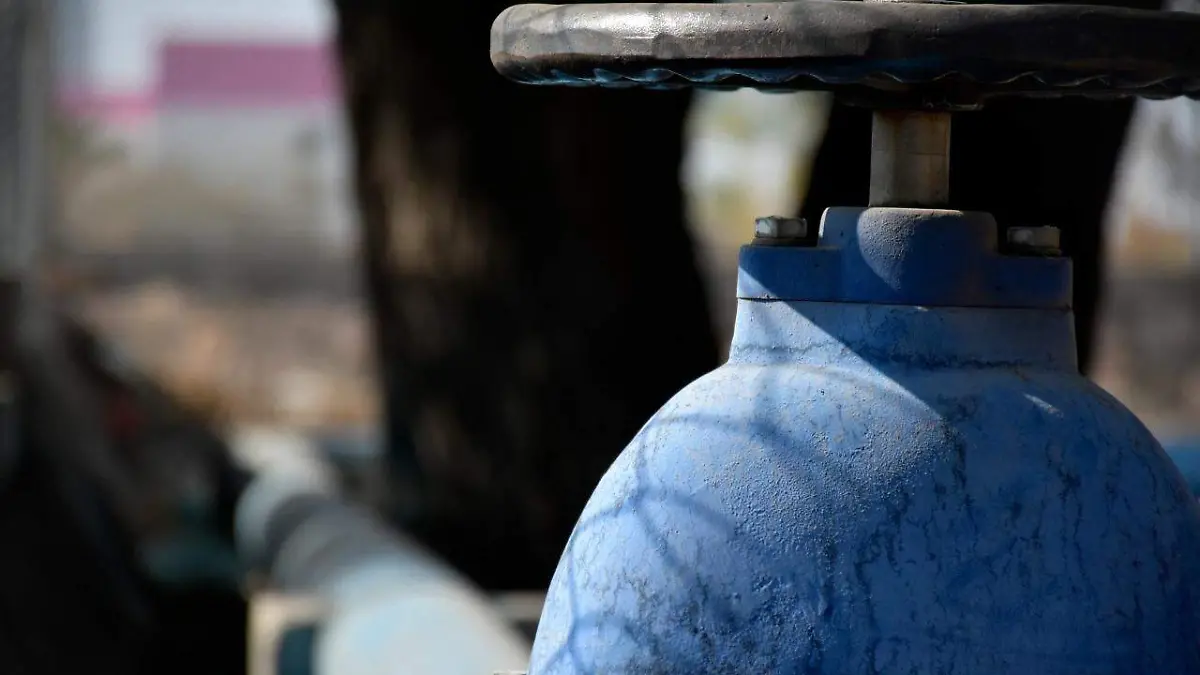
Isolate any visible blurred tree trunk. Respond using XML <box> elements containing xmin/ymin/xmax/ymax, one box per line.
<box><xmin>331</xmin><ymin>2</ymin><xmax>719</xmax><ymax>590</ymax></box>
<box><xmin>0</xmin><ymin>1</ymin><xmax>152</xmax><ymax>669</ymax></box>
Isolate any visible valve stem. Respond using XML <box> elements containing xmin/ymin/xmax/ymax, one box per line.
<box><xmin>869</xmin><ymin>110</ymin><xmax>951</xmax><ymax>207</ymax></box>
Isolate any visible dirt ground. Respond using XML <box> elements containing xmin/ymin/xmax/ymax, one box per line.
<box><xmin>71</xmin><ymin>283</ymin><xmax>378</xmax><ymax>430</ymax></box>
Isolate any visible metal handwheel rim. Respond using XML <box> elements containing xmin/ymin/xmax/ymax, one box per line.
<box><xmin>491</xmin><ymin>2</ymin><xmax>1200</xmax><ymax>108</ymax></box>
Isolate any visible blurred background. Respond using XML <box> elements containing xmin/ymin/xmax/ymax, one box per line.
<box><xmin>0</xmin><ymin>0</ymin><xmax>1194</xmax><ymax>673</ymax></box>
<box><xmin>53</xmin><ymin>0</ymin><xmax>369</xmax><ymax>429</ymax></box>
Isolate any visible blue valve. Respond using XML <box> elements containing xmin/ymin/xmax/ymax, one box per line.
<box><xmin>491</xmin><ymin>3</ymin><xmax>1200</xmax><ymax>672</ymax></box>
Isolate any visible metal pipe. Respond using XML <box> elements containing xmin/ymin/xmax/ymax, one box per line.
<box><xmin>235</xmin><ymin>469</ymin><xmax>531</xmax><ymax>675</ymax></box>
<box><xmin>869</xmin><ymin>110</ymin><xmax>951</xmax><ymax>207</ymax></box>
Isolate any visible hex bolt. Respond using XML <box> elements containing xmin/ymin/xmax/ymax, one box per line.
<box><xmin>1006</xmin><ymin>226</ymin><xmax>1062</xmax><ymax>255</ymax></box>
<box><xmin>753</xmin><ymin>216</ymin><xmax>808</xmax><ymax>245</ymax></box>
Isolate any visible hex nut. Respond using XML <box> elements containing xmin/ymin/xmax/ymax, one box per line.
<box><xmin>754</xmin><ymin>216</ymin><xmax>808</xmax><ymax>244</ymax></box>
<box><xmin>1007</xmin><ymin>226</ymin><xmax>1061</xmax><ymax>254</ymax></box>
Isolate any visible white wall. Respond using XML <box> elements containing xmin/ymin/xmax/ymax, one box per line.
<box><xmin>68</xmin><ymin>0</ymin><xmax>332</xmax><ymax>94</ymax></box>
<box><xmin>157</xmin><ymin>102</ymin><xmax>352</xmax><ymax>243</ymax></box>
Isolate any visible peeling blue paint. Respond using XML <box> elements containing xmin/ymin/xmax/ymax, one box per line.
<box><xmin>529</xmin><ymin>208</ymin><xmax>1200</xmax><ymax>674</ymax></box>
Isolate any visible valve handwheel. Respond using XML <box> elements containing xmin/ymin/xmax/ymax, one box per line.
<box><xmin>495</xmin><ymin>1</ymin><xmax>1200</xmax><ymax>208</ymax></box>
<box><xmin>492</xmin><ymin>1</ymin><xmax>1200</xmax><ymax>110</ymax></box>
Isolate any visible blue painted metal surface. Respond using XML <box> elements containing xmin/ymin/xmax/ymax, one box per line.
<box><xmin>738</xmin><ymin>208</ymin><xmax>1070</xmax><ymax>308</ymax></box>
<box><xmin>529</xmin><ymin>207</ymin><xmax>1200</xmax><ymax>674</ymax></box>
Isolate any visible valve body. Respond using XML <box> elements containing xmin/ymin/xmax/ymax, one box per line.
<box><xmin>490</xmin><ymin>5</ymin><xmax>1200</xmax><ymax>671</ymax></box>
<box><xmin>528</xmin><ymin>208</ymin><xmax>1200</xmax><ymax>674</ymax></box>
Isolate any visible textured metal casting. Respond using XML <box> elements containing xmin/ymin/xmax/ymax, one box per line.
<box><xmin>526</xmin><ymin>208</ymin><xmax>1200</xmax><ymax>674</ymax></box>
